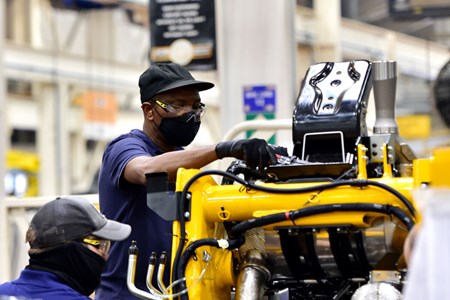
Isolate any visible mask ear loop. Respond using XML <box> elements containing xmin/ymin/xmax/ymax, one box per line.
<box><xmin>145</xmin><ymin>103</ymin><xmax>163</xmax><ymax>130</ymax></box>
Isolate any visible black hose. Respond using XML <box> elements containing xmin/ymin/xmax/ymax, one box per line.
<box><xmin>231</xmin><ymin>203</ymin><xmax>415</xmax><ymax>238</ymax></box>
<box><xmin>172</xmin><ymin>169</ymin><xmax>416</xmax><ymax>294</ymax></box>
<box><xmin>361</xmin><ymin>180</ymin><xmax>416</xmax><ymax>216</ymax></box>
<box><xmin>180</xmin><ymin>170</ymin><xmax>416</xmax><ymax>217</ymax></box>
<box><xmin>238</xmin><ymin>179</ymin><xmax>416</xmax><ymax>217</ymax></box>
<box><xmin>176</xmin><ymin>238</ymin><xmax>244</xmax><ymax>300</ymax></box>
<box><xmin>175</xmin><ymin>202</ymin><xmax>413</xmax><ymax>300</ymax></box>
<box><xmin>176</xmin><ymin>238</ymin><xmax>219</xmax><ymax>285</ymax></box>
<box><xmin>172</xmin><ymin>170</ymin><xmax>243</xmax><ymax>290</ymax></box>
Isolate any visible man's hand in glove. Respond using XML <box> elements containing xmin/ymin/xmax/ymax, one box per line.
<box><xmin>215</xmin><ymin>138</ymin><xmax>278</xmax><ymax>171</ymax></box>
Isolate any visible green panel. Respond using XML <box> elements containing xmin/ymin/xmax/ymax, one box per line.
<box><xmin>245</xmin><ymin>113</ymin><xmax>276</xmax><ymax>144</ymax></box>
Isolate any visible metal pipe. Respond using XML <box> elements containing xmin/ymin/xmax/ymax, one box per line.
<box><xmin>127</xmin><ymin>241</ymin><xmax>161</xmax><ymax>300</ymax></box>
<box><xmin>372</xmin><ymin>60</ymin><xmax>399</xmax><ymax>134</ymax></box>
<box><xmin>146</xmin><ymin>252</ymin><xmax>162</xmax><ymax>295</ymax></box>
<box><xmin>235</xmin><ymin>250</ymin><xmax>271</xmax><ymax>300</ymax></box>
<box><xmin>157</xmin><ymin>252</ymin><xmax>168</xmax><ymax>293</ymax></box>
<box><xmin>222</xmin><ymin>119</ymin><xmax>292</xmax><ymax>142</ymax></box>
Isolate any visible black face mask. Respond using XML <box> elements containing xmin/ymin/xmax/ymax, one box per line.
<box><xmin>27</xmin><ymin>242</ymin><xmax>106</xmax><ymax>296</ymax></box>
<box><xmin>158</xmin><ymin>112</ymin><xmax>200</xmax><ymax>147</ymax></box>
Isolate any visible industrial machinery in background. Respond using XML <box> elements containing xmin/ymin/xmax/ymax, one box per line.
<box><xmin>5</xmin><ymin>150</ymin><xmax>39</xmax><ymax>197</ymax></box>
<box><xmin>435</xmin><ymin>58</ymin><xmax>450</xmax><ymax>128</ymax></box>
<box><xmin>127</xmin><ymin>60</ymin><xmax>450</xmax><ymax>299</ymax></box>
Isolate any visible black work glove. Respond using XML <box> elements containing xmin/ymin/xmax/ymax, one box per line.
<box><xmin>215</xmin><ymin>138</ymin><xmax>277</xmax><ymax>171</ymax></box>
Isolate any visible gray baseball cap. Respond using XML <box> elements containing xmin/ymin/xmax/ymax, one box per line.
<box><xmin>27</xmin><ymin>196</ymin><xmax>131</xmax><ymax>249</ymax></box>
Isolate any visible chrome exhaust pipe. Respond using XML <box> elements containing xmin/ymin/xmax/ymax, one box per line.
<box><xmin>235</xmin><ymin>227</ymin><xmax>271</xmax><ymax>300</ymax></box>
<box><xmin>235</xmin><ymin>249</ymin><xmax>270</xmax><ymax>300</ymax></box>
<box><xmin>372</xmin><ymin>60</ymin><xmax>399</xmax><ymax>134</ymax></box>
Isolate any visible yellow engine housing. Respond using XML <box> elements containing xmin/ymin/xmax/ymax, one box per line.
<box><xmin>169</xmin><ymin>147</ymin><xmax>449</xmax><ymax>299</ymax></box>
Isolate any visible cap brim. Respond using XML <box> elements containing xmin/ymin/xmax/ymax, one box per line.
<box><xmin>92</xmin><ymin>220</ymin><xmax>131</xmax><ymax>241</ymax></box>
<box><xmin>157</xmin><ymin>79</ymin><xmax>214</xmax><ymax>95</ymax></box>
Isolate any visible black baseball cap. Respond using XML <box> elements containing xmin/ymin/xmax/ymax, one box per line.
<box><xmin>139</xmin><ymin>63</ymin><xmax>214</xmax><ymax>103</ymax></box>
<box><xmin>27</xmin><ymin>196</ymin><xmax>131</xmax><ymax>249</ymax></box>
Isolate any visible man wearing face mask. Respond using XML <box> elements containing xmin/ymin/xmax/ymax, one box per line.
<box><xmin>95</xmin><ymin>63</ymin><xmax>278</xmax><ymax>299</ymax></box>
<box><xmin>0</xmin><ymin>196</ymin><xmax>131</xmax><ymax>300</ymax></box>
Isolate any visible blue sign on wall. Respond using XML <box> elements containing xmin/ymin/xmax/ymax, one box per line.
<box><xmin>243</xmin><ymin>85</ymin><xmax>276</xmax><ymax>114</ymax></box>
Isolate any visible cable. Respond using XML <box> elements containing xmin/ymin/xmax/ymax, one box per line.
<box><xmin>230</xmin><ymin>203</ymin><xmax>414</xmax><ymax>238</ymax></box>
<box><xmin>175</xmin><ymin>238</ymin><xmax>244</xmax><ymax>300</ymax></box>
<box><xmin>172</xmin><ymin>170</ymin><xmax>239</xmax><ymax>288</ymax></box>
<box><xmin>171</xmin><ymin>169</ymin><xmax>417</xmax><ymax>295</ymax></box>
<box><xmin>128</xmin><ymin>241</ymin><xmax>211</xmax><ymax>300</ymax></box>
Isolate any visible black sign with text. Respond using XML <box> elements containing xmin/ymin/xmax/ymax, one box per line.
<box><xmin>149</xmin><ymin>0</ymin><xmax>216</xmax><ymax>71</ymax></box>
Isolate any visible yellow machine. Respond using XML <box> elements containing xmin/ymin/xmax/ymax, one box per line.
<box><xmin>127</xmin><ymin>60</ymin><xmax>450</xmax><ymax>299</ymax></box>
<box><xmin>5</xmin><ymin>149</ymin><xmax>39</xmax><ymax>197</ymax></box>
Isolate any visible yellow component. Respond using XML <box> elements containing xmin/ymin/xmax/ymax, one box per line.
<box><xmin>307</xmin><ymin>192</ymin><xmax>321</xmax><ymax>203</ymax></box>
<box><xmin>167</xmin><ymin>145</ymin><xmax>450</xmax><ymax>299</ymax></box>
<box><xmin>397</xmin><ymin>114</ymin><xmax>431</xmax><ymax>139</ymax></box>
<box><xmin>413</xmin><ymin>158</ymin><xmax>430</xmax><ymax>187</ymax></box>
<box><xmin>413</xmin><ymin>147</ymin><xmax>450</xmax><ymax>188</ymax></box>
<box><xmin>6</xmin><ymin>150</ymin><xmax>39</xmax><ymax>171</ymax></box>
<box><xmin>429</xmin><ymin>147</ymin><xmax>450</xmax><ymax>187</ymax></box>
<box><xmin>5</xmin><ymin>150</ymin><xmax>40</xmax><ymax>196</ymax></box>
<box><xmin>218</xmin><ymin>209</ymin><xmax>231</xmax><ymax>221</ymax></box>
<box><xmin>382</xmin><ymin>143</ymin><xmax>393</xmax><ymax>178</ymax></box>
<box><xmin>357</xmin><ymin>144</ymin><xmax>368</xmax><ymax>179</ymax></box>
<box><xmin>171</xmin><ymin>167</ymin><xmax>418</xmax><ymax>299</ymax></box>
<box><xmin>198</xmin><ymin>178</ymin><xmax>414</xmax><ymax>224</ymax></box>
<box><xmin>172</xmin><ymin>169</ymin><xmax>234</xmax><ymax>299</ymax></box>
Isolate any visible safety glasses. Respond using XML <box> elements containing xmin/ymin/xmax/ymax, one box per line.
<box><xmin>153</xmin><ymin>99</ymin><xmax>206</xmax><ymax>122</ymax></box>
<box><xmin>82</xmin><ymin>237</ymin><xmax>111</xmax><ymax>257</ymax></box>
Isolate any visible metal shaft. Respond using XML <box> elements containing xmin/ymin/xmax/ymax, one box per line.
<box><xmin>372</xmin><ymin>60</ymin><xmax>399</xmax><ymax>134</ymax></box>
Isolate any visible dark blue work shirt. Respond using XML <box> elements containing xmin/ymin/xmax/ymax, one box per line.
<box><xmin>0</xmin><ymin>269</ymin><xmax>91</xmax><ymax>300</ymax></box>
<box><xmin>96</xmin><ymin>129</ymin><xmax>180</xmax><ymax>300</ymax></box>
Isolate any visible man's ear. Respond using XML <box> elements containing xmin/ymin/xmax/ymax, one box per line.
<box><xmin>141</xmin><ymin>102</ymin><xmax>154</xmax><ymax>120</ymax></box>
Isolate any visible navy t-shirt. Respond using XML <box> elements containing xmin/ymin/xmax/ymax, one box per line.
<box><xmin>96</xmin><ymin>129</ymin><xmax>180</xmax><ymax>299</ymax></box>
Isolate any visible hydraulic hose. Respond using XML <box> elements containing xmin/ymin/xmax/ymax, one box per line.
<box><xmin>237</xmin><ymin>179</ymin><xmax>416</xmax><ymax>217</ymax></box>
<box><xmin>230</xmin><ymin>203</ymin><xmax>414</xmax><ymax>238</ymax></box>
<box><xmin>172</xmin><ymin>169</ymin><xmax>416</xmax><ymax>296</ymax></box>
<box><xmin>157</xmin><ymin>252</ymin><xmax>167</xmax><ymax>293</ymax></box>
<box><xmin>173</xmin><ymin>170</ymin><xmax>245</xmax><ymax>287</ymax></box>
<box><xmin>146</xmin><ymin>252</ymin><xmax>162</xmax><ymax>295</ymax></box>
<box><xmin>176</xmin><ymin>237</ymin><xmax>244</xmax><ymax>300</ymax></box>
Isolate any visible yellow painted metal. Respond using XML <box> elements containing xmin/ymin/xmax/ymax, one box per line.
<box><xmin>171</xmin><ymin>167</ymin><xmax>417</xmax><ymax>299</ymax></box>
<box><xmin>382</xmin><ymin>144</ymin><xmax>393</xmax><ymax>178</ymax></box>
<box><xmin>413</xmin><ymin>147</ymin><xmax>450</xmax><ymax>188</ymax></box>
<box><xmin>200</xmin><ymin>178</ymin><xmax>414</xmax><ymax>224</ymax></box>
<box><xmin>5</xmin><ymin>149</ymin><xmax>40</xmax><ymax>196</ymax></box>
<box><xmin>397</xmin><ymin>114</ymin><xmax>431</xmax><ymax>139</ymax></box>
<box><xmin>413</xmin><ymin>158</ymin><xmax>431</xmax><ymax>187</ymax></box>
<box><xmin>429</xmin><ymin>147</ymin><xmax>450</xmax><ymax>187</ymax></box>
<box><xmin>357</xmin><ymin>144</ymin><xmax>368</xmax><ymax>179</ymax></box>
<box><xmin>167</xmin><ymin>146</ymin><xmax>450</xmax><ymax>299</ymax></box>
<box><xmin>171</xmin><ymin>169</ymin><xmax>234</xmax><ymax>299</ymax></box>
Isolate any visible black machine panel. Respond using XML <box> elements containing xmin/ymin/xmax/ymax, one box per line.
<box><xmin>292</xmin><ymin>60</ymin><xmax>373</xmax><ymax>161</ymax></box>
